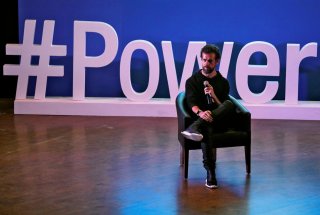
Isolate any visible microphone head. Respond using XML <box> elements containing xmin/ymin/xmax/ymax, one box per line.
<box><xmin>203</xmin><ymin>81</ymin><xmax>209</xmax><ymax>87</ymax></box>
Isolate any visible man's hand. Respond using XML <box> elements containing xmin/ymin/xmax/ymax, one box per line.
<box><xmin>204</xmin><ymin>84</ymin><xmax>221</xmax><ymax>105</ymax></box>
<box><xmin>204</xmin><ymin>85</ymin><xmax>214</xmax><ymax>98</ymax></box>
<box><xmin>199</xmin><ymin>110</ymin><xmax>213</xmax><ymax>122</ymax></box>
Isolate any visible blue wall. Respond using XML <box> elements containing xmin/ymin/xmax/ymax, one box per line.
<box><xmin>19</xmin><ymin>0</ymin><xmax>320</xmax><ymax>100</ymax></box>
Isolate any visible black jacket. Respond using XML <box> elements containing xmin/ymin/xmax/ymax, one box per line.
<box><xmin>185</xmin><ymin>70</ymin><xmax>230</xmax><ymax>113</ymax></box>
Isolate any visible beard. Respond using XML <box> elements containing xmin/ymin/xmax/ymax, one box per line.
<box><xmin>202</xmin><ymin>66</ymin><xmax>215</xmax><ymax>74</ymax></box>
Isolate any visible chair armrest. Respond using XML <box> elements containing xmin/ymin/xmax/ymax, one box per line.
<box><xmin>229</xmin><ymin>95</ymin><xmax>250</xmax><ymax>114</ymax></box>
<box><xmin>175</xmin><ymin>92</ymin><xmax>195</xmax><ymax>144</ymax></box>
<box><xmin>176</xmin><ymin>92</ymin><xmax>191</xmax><ymax>119</ymax></box>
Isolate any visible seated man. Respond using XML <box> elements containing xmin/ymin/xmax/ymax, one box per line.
<box><xmin>181</xmin><ymin>44</ymin><xmax>235</xmax><ymax>189</ymax></box>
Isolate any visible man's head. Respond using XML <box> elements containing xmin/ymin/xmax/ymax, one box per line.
<box><xmin>200</xmin><ymin>44</ymin><xmax>221</xmax><ymax>74</ymax></box>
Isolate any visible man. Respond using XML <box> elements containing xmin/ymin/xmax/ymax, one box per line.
<box><xmin>181</xmin><ymin>44</ymin><xmax>235</xmax><ymax>189</ymax></box>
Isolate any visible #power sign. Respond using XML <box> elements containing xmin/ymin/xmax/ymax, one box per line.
<box><xmin>3</xmin><ymin>1</ymin><xmax>320</xmax><ymax>119</ymax></box>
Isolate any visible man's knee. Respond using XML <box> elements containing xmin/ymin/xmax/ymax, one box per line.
<box><xmin>212</xmin><ymin>100</ymin><xmax>234</xmax><ymax>118</ymax></box>
<box><xmin>222</xmin><ymin>100</ymin><xmax>234</xmax><ymax>109</ymax></box>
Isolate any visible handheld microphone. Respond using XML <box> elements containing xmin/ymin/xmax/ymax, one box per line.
<box><xmin>203</xmin><ymin>81</ymin><xmax>213</xmax><ymax>105</ymax></box>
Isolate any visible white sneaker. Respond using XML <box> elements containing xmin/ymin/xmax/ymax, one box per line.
<box><xmin>205</xmin><ymin>179</ymin><xmax>218</xmax><ymax>189</ymax></box>
<box><xmin>181</xmin><ymin>130</ymin><xmax>203</xmax><ymax>141</ymax></box>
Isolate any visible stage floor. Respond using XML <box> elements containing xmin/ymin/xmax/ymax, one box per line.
<box><xmin>1</xmin><ymin>99</ymin><xmax>320</xmax><ymax>214</ymax></box>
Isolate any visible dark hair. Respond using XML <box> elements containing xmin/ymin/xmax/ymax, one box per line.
<box><xmin>200</xmin><ymin>44</ymin><xmax>221</xmax><ymax>60</ymax></box>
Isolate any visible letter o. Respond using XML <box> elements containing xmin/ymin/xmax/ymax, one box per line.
<box><xmin>120</xmin><ymin>40</ymin><xmax>159</xmax><ymax>101</ymax></box>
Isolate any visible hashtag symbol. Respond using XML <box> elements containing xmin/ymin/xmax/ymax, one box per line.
<box><xmin>3</xmin><ymin>20</ymin><xmax>67</xmax><ymax>100</ymax></box>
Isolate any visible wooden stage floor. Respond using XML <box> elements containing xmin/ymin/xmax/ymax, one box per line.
<box><xmin>1</xmin><ymin>99</ymin><xmax>320</xmax><ymax>214</ymax></box>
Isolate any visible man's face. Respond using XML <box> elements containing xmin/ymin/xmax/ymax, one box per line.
<box><xmin>201</xmin><ymin>53</ymin><xmax>219</xmax><ymax>74</ymax></box>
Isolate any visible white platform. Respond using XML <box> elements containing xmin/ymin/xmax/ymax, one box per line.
<box><xmin>14</xmin><ymin>97</ymin><xmax>320</xmax><ymax>120</ymax></box>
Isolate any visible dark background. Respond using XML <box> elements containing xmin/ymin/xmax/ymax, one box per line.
<box><xmin>1</xmin><ymin>0</ymin><xmax>18</xmax><ymax>98</ymax></box>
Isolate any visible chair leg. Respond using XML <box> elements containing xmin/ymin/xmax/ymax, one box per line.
<box><xmin>180</xmin><ymin>145</ymin><xmax>184</xmax><ymax>166</ymax></box>
<box><xmin>184</xmin><ymin>149</ymin><xmax>189</xmax><ymax>179</ymax></box>
<box><xmin>245</xmin><ymin>145</ymin><xmax>251</xmax><ymax>174</ymax></box>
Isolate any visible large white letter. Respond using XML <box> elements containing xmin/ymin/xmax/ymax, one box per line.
<box><xmin>120</xmin><ymin>40</ymin><xmax>159</xmax><ymax>101</ymax></box>
<box><xmin>73</xmin><ymin>21</ymin><xmax>118</xmax><ymax>100</ymax></box>
<box><xmin>236</xmin><ymin>41</ymin><xmax>280</xmax><ymax>104</ymax></box>
<box><xmin>162</xmin><ymin>41</ymin><xmax>205</xmax><ymax>101</ymax></box>
<box><xmin>285</xmin><ymin>43</ymin><xmax>318</xmax><ymax>104</ymax></box>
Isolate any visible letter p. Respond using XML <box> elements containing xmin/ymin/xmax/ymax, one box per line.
<box><xmin>73</xmin><ymin>21</ymin><xmax>118</xmax><ymax>100</ymax></box>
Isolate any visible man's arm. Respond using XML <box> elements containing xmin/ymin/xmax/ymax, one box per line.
<box><xmin>191</xmin><ymin>105</ymin><xmax>213</xmax><ymax>122</ymax></box>
<box><xmin>185</xmin><ymin>78</ymin><xmax>199</xmax><ymax>113</ymax></box>
<box><xmin>204</xmin><ymin>83</ymin><xmax>222</xmax><ymax>105</ymax></box>
<box><xmin>220</xmin><ymin>78</ymin><xmax>230</xmax><ymax>102</ymax></box>
<box><xmin>186</xmin><ymin>77</ymin><xmax>214</xmax><ymax>122</ymax></box>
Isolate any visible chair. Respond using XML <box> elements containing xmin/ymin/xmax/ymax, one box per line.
<box><xmin>175</xmin><ymin>91</ymin><xmax>251</xmax><ymax>179</ymax></box>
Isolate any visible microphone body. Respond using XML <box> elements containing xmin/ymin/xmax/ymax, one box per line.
<box><xmin>206</xmin><ymin>94</ymin><xmax>212</xmax><ymax>105</ymax></box>
<box><xmin>203</xmin><ymin>81</ymin><xmax>213</xmax><ymax>105</ymax></box>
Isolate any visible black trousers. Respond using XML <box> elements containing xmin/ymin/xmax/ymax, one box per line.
<box><xmin>200</xmin><ymin>100</ymin><xmax>235</xmax><ymax>172</ymax></box>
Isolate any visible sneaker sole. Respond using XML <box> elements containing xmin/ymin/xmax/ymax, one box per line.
<box><xmin>205</xmin><ymin>179</ymin><xmax>218</xmax><ymax>189</ymax></box>
<box><xmin>181</xmin><ymin>131</ymin><xmax>203</xmax><ymax>141</ymax></box>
